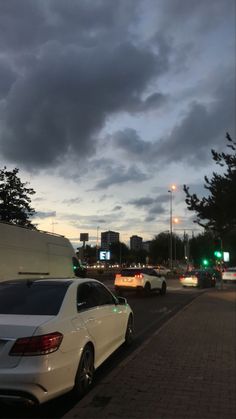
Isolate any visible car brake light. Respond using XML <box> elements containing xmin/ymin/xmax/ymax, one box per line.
<box><xmin>135</xmin><ymin>274</ymin><xmax>143</xmax><ymax>279</ymax></box>
<box><xmin>116</xmin><ymin>274</ymin><xmax>122</xmax><ymax>278</ymax></box>
<box><xmin>9</xmin><ymin>332</ymin><xmax>63</xmax><ymax>356</ymax></box>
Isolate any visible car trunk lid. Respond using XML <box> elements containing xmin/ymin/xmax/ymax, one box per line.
<box><xmin>0</xmin><ymin>315</ymin><xmax>54</xmax><ymax>368</ymax></box>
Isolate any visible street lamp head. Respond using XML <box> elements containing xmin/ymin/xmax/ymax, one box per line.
<box><xmin>171</xmin><ymin>184</ymin><xmax>176</xmax><ymax>191</ymax></box>
<box><xmin>173</xmin><ymin>217</ymin><xmax>179</xmax><ymax>224</ymax></box>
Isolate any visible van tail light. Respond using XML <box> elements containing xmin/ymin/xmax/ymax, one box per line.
<box><xmin>135</xmin><ymin>274</ymin><xmax>143</xmax><ymax>279</ymax></box>
<box><xmin>116</xmin><ymin>274</ymin><xmax>122</xmax><ymax>279</ymax></box>
<box><xmin>9</xmin><ymin>332</ymin><xmax>63</xmax><ymax>356</ymax></box>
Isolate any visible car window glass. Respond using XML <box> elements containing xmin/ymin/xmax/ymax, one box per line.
<box><xmin>92</xmin><ymin>283</ymin><xmax>115</xmax><ymax>306</ymax></box>
<box><xmin>0</xmin><ymin>281</ymin><xmax>69</xmax><ymax>315</ymax></box>
<box><xmin>77</xmin><ymin>282</ymin><xmax>100</xmax><ymax>311</ymax></box>
<box><xmin>120</xmin><ymin>269</ymin><xmax>140</xmax><ymax>276</ymax></box>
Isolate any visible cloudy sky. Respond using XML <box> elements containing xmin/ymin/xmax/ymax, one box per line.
<box><xmin>0</xmin><ymin>0</ymin><xmax>235</xmax><ymax>248</ymax></box>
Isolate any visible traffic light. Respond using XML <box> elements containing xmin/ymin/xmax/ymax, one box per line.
<box><xmin>213</xmin><ymin>237</ymin><xmax>222</xmax><ymax>259</ymax></box>
<box><xmin>214</xmin><ymin>250</ymin><xmax>223</xmax><ymax>259</ymax></box>
<box><xmin>202</xmin><ymin>258</ymin><xmax>209</xmax><ymax>266</ymax></box>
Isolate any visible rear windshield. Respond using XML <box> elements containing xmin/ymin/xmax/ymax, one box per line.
<box><xmin>185</xmin><ymin>271</ymin><xmax>199</xmax><ymax>276</ymax></box>
<box><xmin>0</xmin><ymin>281</ymin><xmax>70</xmax><ymax>315</ymax></box>
<box><xmin>227</xmin><ymin>268</ymin><xmax>236</xmax><ymax>272</ymax></box>
<box><xmin>120</xmin><ymin>269</ymin><xmax>141</xmax><ymax>277</ymax></box>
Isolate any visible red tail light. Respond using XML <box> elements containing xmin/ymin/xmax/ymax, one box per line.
<box><xmin>135</xmin><ymin>274</ymin><xmax>143</xmax><ymax>279</ymax></box>
<box><xmin>9</xmin><ymin>332</ymin><xmax>63</xmax><ymax>356</ymax></box>
<box><xmin>116</xmin><ymin>274</ymin><xmax>122</xmax><ymax>278</ymax></box>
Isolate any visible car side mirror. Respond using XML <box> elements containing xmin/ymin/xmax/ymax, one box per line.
<box><xmin>116</xmin><ymin>296</ymin><xmax>127</xmax><ymax>305</ymax></box>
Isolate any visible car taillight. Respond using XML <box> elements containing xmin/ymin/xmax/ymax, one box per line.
<box><xmin>9</xmin><ymin>332</ymin><xmax>63</xmax><ymax>356</ymax></box>
<box><xmin>135</xmin><ymin>274</ymin><xmax>143</xmax><ymax>279</ymax></box>
<box><xmin>116</xmin><ymin>274</ymin><xmax>122</xmax><ymax>278</ymax></box>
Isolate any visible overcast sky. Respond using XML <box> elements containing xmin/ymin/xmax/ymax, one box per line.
<box><xmin>0</xmin><ymin>0</ymin><xmax>235</xmax><ymax>248</ymax></box>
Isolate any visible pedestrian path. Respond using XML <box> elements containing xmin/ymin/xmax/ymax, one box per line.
<box><xmin>64</xmin><ymin>289</ymin><xmax>236</xmax><ymax>419</ymax></box>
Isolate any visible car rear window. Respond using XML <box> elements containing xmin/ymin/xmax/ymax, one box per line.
<box><xmin>0</xmin><ymin>280</ymin><xmax>71</xmax><ymax>315</ymax></box>
<box><xmin>120</xmin><ymin>269</ymin><xmax>141</xmax><ymax>277</ymax></box>
<box><xmin>227</xmin><ymin>268</ymin><xmax>236</xmax><ymax>272</ymax></box>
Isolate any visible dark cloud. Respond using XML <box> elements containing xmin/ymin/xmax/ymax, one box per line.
<box><xmin>113</xmin><ymin>69</ymin><xmax>235</xmax><ymax>167</ymax></box>
<box><xmin>63</xmin><ymin>197</ymin><xmax>82</xmax><ymax>205</ymax></box>
<box><xmin>128</xmin><ymin>194</ymin><xmax>169</xmax><ymax>207</ymax></box>
<box><xmin>0</xmin><ymin>0</ymin><xmax>234</xmax><ymax>180</ymax></box>
<box><xmin>0</xmin><ymin>40</ymin><xmax>161</xmax><ymax>168</ymax></box>
<box><xmin>156</xmin><ymin>73</ymin><xmax>235</xmax><ymax>165</ymax></box>
<box><xmin>127</xmin><ymin>194</ymin><xmax>169</xmax><ymax>223</ymax></box>
<box><xmin>0</xmin><ymin>0</ymin><xmax>139</xmax><ymax>52</ymax></box>
<box><xmin>94</xmin><ymin>165</ymin><xmax>150</xmax><ymax>189</ymax></box>
<box><xmin>128</xmin><ymin>197</ymin><xmax>155</xmax><ymax>207</ymax></box>
<box><xmin>0</xmin><ymin>59</ymin><xmax>17</xmax><ymax>98</ymax></box>
<box><xmin>35</xmin><ymin>210</ymin><xmax>56</xmax><ymax>218</ymax></box>
<box><xmin>0</xmin><ymin>0</ymin><xmax>174</xmax><ymax>171</ymax></box>
<box><xmin>113</xmin><ymin>205</ymin><xmax>122</xmax><ymax>211</ymax></box>
<box><xmin>161</xmin><ymin>0</ymin><xmax>235</xmax><ymax>32</ymax></box>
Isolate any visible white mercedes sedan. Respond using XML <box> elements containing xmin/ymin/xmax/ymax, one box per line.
<box><xmin>0</xmin><ymin>278</ymin><xmax>133</xmax><ymax>406</ymax></box>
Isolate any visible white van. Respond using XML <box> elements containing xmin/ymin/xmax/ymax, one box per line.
<box><xmin>0</xmin><ymin>222</ymin><xmax>86</xmax><ymax>281</ymax></box>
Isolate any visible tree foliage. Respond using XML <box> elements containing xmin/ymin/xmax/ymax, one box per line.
<box><xmin>184</xmin><ymin>133</ymin><xmax>236</xmax><ymax>237</ymax></box>
<box><xmin>0</xmin><ymin>167</ymin><xmax>36</xmax><ymax>228</ymax></box>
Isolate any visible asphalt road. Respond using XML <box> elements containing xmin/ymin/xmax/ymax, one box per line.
<box><xmin>0</xmin><ymin>279</ymin><xmax>202</xmax><ymax>419</ymax></box>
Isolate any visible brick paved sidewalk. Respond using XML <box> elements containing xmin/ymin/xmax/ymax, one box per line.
<box><xmin>64</xmin><ymin>290</ymin><xmax>236</xmax><ymax>419</ymax></box>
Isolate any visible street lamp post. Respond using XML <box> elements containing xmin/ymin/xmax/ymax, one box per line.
<box><xmin>168</xmin><ymin>185</ymin><xmax>176</xmax><ymax>271</ymax></box>
<box><xmin>96</xmin><ymin>226</ymin><xmax>99</xmax><ymax>262</ymax></box>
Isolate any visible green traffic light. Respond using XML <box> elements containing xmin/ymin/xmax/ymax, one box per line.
<box><xmin>202</xmin><ymin>259</ymin><xmax>209</xmax><ymax>266</ymax></box>
<box><xmin>214</xmin><ymin>251</ymin><xmax>222</xmax><ymax>258</ymax></box>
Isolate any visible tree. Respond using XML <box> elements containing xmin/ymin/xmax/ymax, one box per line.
<box><xmin>0</xmin><ymin>167</ymin><xmax>36</xmax><ymax>228</ymax></box>
<box><xmin>184</xmin><ymin>133</ymin><xmax>236</xmax><ymax>238</ymax></box>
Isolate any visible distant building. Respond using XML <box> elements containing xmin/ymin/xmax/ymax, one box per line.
<box><xmin>142</xmin><ymin>241</ymin><xmax>151</xmax><ymax>252</ymax></box>
<box><xmin>130</xmin><ymin>235</ymin><xmax>143</xmax><ymax>251</ymax></box>
<box><xmin>101</xmin><ymin>230</ymin><xmax>120</xmax><ymax>250</ymax></box>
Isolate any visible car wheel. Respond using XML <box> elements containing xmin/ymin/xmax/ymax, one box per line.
<box><xmin>73</xmin><ymin>344</ymin><xmax>94</xmax><ymax>399</ymax></box>
<box><xmin>160</xmin><ymin>282</ymin><xmax>167</xmax><ymax>296</ymax></box>
<box><xmin>125</xmin><ymin>315</ymin><xmax>134</xmax><ymax>346</ymax></box>
<box><xmin>144</xmin><ymin>282</ymin><xmax>151</xmax><ymax>296</ymax></box>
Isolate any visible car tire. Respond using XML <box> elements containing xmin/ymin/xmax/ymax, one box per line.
<box><xmin>160</xmin><ymin>282</ymin><xmax>166</xmax><ymax>296</ymax></box>
<box><xmin>125</xmin><ymin>315</ymin><xmax>134</xmax><ymax>346</ymax></box>
<box><xmin>144</xmin><ymin>282</ymin><xmax>151</xmax><ymax>296</ymax></box>
<box><xmin>73</xmin><ymin>344</ymin><xmax>94</xmax><ymax>399</ymax></box>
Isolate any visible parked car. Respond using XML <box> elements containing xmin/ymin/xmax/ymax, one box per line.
<box><xmin>222</xmin><ymin>267</ymin><xmax>236</xmax><ymax>283</ymax></box>
<box><xmin>179</xmin><ymin>270</ymin><xmax>215</xmax><ymax>288</ymax></box>
<box><xmin>0</xmin><ymin>278</ymin><xmax>133</xmax><ymax>405</ymax></box>
<box><xmin>153</xmin><ymin>265</ymin><xmax>171</xmax><ymax>276</ymax></box>
<box><xmin>115</xmin><ymin>267</ymin><xmax>167</xmax><ymax>295</ymax></box>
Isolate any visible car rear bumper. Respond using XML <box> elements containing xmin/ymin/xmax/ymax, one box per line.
<box><xmin>115</xmin><ymin>285</ymin><xmax>143</xmax><ymax>291</ymax></box>
<box><xmin>0</xmin><ymin>389</ymin><xmax>39</xmax><ymax>406</ymax></box>
<box><xmin>0</xmin><ymin>354</ymin><xmax>77</xmax><ymax>405</ymax></box>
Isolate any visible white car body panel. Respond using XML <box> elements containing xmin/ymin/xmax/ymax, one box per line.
<box><xmin>180</xmin><ymin>275</ymin><xmax>198</xmax><ymax>287</ymax></box>
<box><xmin>114</xmin><ymin>268</ymin><xmax>166</xmax><ymax>291</ymax></box>
<box><xmin>0</xmin><ymin>278</ymin><xmax>132</xmax><ymax>405</ymax></box>
<box><xmin>222</xmin><ymin>268</ymin><xmax>236</xmax><ymax>281</ymax></box>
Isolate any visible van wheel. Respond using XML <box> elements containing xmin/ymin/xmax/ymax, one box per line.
<box><xmin>73</xmin><ymin>345</ymin><xmax>94</xmax><ymax>399</ymax></box>
<box><xmin>160</xmin><ymin>282</ymin><xmax>166</xmax><ymax>296</ymax></box>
